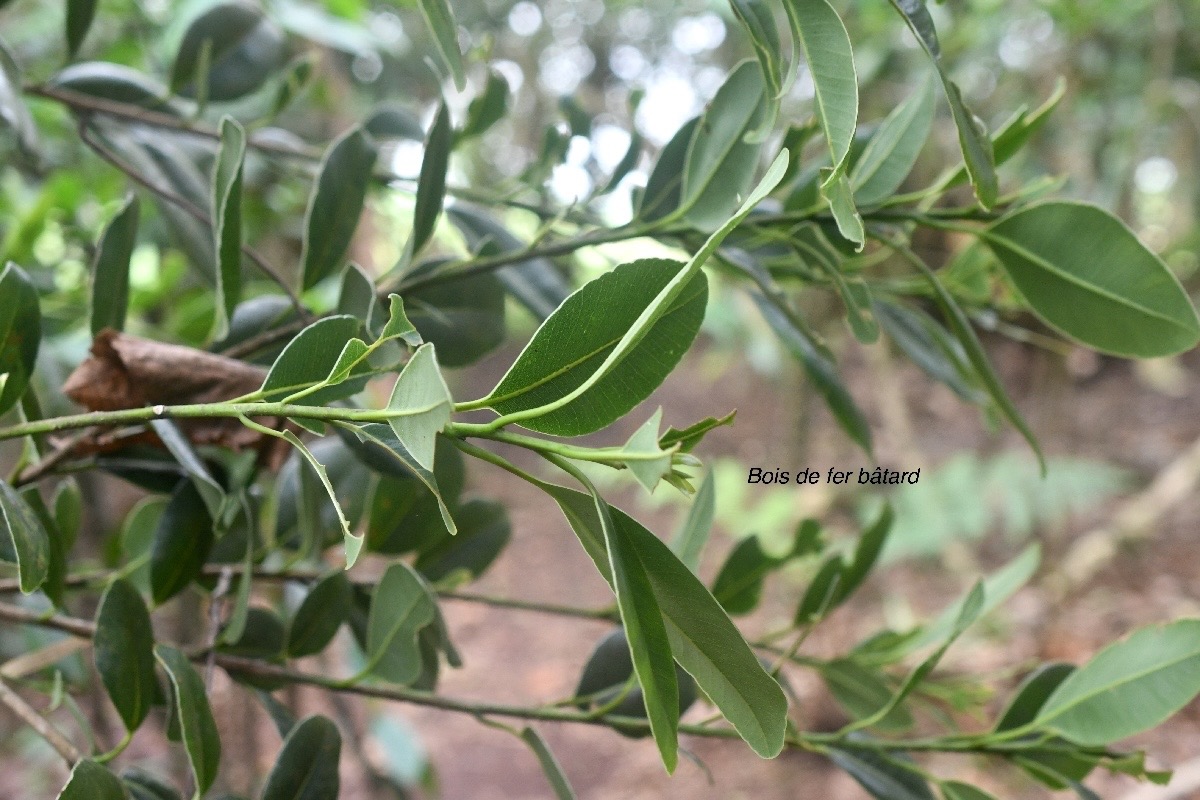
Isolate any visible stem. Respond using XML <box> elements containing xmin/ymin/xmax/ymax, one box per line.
<box><xmin>0</xmin><ymin>677</ymin><xmax>83</xmax><ymax>766</ymax></box>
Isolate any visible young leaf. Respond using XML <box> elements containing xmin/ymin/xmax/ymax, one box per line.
<box><xmin>260</xmin><ymin>315</ymin><xmax>360</xmax><ymax>402</ymax></box>
<box><xmin>852</xmin><ymin>75</ymin><xmax>936</xmax><ymax>207</ymax></box>
<box><xmin>0</xmin><ymin>480</ymin><xmax>50</xmax><ymax>594</ymax></box>
<box><xmin>170</xmin><ymin>2</ymin><xmax>284</xmax><ymax>101</ymax></box>
<box><xmin>485</xmin><ymin>259</ymin><xmax>706</xmax><ymax>436</ymax></box>
<box><xmin>785</xmin><ymin>0</ymin><xmax>858</xmax><ymax>176</ymax></box>
<box><xmin>261</xmin><ymin>715</ymin><xmax>342</xmax><ymax>800</ymax></box>
<box><xmin>520</xmin><ymin>727</ymin><xmax>578</xmax><ymax>800</ymax></box>
<box><xmin>623</xmin><ymin>409</ymin><xmax>674</xmax><ymax>493</ymax></box>
<box><xmin>419</xmin><ymin>0</ymin><xmax>466</xmax><ymax>91</ymax></box>
<box><xmin>658</xmin><ymin>412</ymin><xmax>735</xmax><ymax>453</ymax></box>
<box><xmin>886</xmin><ymin>0</ymin><xmax>997</xmax><ymax>207</ymax></box>
<box><xmin>1033</xmin><ymin>619</ymin><xmax>1200</xmax><ymax>745</ymax></box>
<box><xmin>149</xmin><ymin>482</ymin><xmax>214</xmax><ymax>605</ymax></box>
<box><xmin>155</xmin><ymin>645</ymin><xmax>221</xmax><ymax>796</ymax></box>
<box><xmin>378</xmin><ymin>294</ymin><xmax>421</xmax><ymax>347</ymax></box>
<box><xmin>387</xmin><ymin>343</ymin><xmax>453</xmax><ymax>472</ymax></box>
<box><xmin>0</xmin><ymin>262</ymin><xmax>41</xmax><ymax>415</ymax></box>
<box><xmin>210</xmin><ymin>116</ymin><xmax>246</xmax><ymax>339</ymax></box>
<box><xmin>57</xmin><ymin>759</ymin><xmax>127</xmax><ymax>800</ymax></box>
<box><xmin>542</xmin><ymin>483</ymin><xmax>788</xmax><ymax>757</ymax></box>
<box><xmin>286</xmin><ymin>572</ymin><xmax>353</xmax><ymax>658</ymax></box>
<box><xmin>680</xmin><ymin>61</ymin><xmax>769</xmax><ymax>232</ymax></box>
<box><xmin>94</xmin><ymin>578</ymin><xmax>157</xmax><ymax>732</ymax></box>
<box><xmin>301</xmin><ymin>127</ymin><xmax>378</xmax><ymax>289</ymax></box>
<box><xmin>65</xmin><ymin>0</ymin><xmax>98</xmax><ymax>57</ymax></box>
<box><xmin>404</xmin><ymin>103</ymin><xmax>451</xmax><ymax>263</ymax></box>
<box><xmin>983</xmin><ymin>202</ymin><xmax>1200</xmax><ymax>357</ymax></box>
<box><xmin>670</xmin><ymin>469</ymin><xmax>715</xmax><ymax>572</ymax></box>
<box><xmin>365</xmin><ymin>562</ymin><xmax>438</xmax><ymax>684</ymax></box>
<box><xmin>90</xmin><ymin>195</ymin><xmax>139</xmax><ymax>335</ymax></box>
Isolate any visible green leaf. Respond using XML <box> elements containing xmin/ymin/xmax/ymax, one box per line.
<box><xmin>274</xmin><ymin>429</ymin><xmax>364</xmax><ymax>567</ymax></box>
<box><xmin>713</xmin><ymin>522</ymin><xmax>823</xmax><ymax>615</ymax></box>
<box><xmin>414</xmin><ymin>498</ymin><xmax>510</xmax><ymax>583</ymax></box>
<box><xmin>752</xmin><ymin>291</ymin><xmax>871</xmax><ymax>454</ymax></box>
<box><xmin>458</xmin><ymin>69</ymin><xmax>508</xmax><ymax>143</ymax></box>
<box><xmin>210</xmin><ymin>117</ymin><xmax>245</xmax><ymax>339</ymax></box>
<box><xmin>418</xmin><ymin>0</ymin><xmax>465</xmax><ymax>91</ymax></box>
<box><xmin>669</xmin><ymin>469</ymin><xmax>714</xmax><ymax>572</ymax></box>
<box><xmin>94</xmin><ymin>578</ymin><xmax>156</xmax><ymax>732</ymax></box>
<box><xmin>729</xmin><ymin>0</ymin><xmax>785</xmax><ymax>100</ymax></box>
<box><xmin>387</xmin><ymin>343</ymin><xmax>453</xmax><ymax>472</ymax></box>
<box><xmin>0</xmin><ymin>480</ymin><xmax>50</xmax><ymax>594</ymax></box>
<box><xmin>286</xmin><ymin>572</ymin><xmax>353</xmax><ymax>658</ymax></box>
<box><xmin>261</xmin><ymin>715</ymin><xmax>341</xmax><ymax>800</ymax></box>
<box><xmin>57</xmin><ymin>759</ymin><xmax>127</xmax><ymax>800</ymax></box>
<box><xmin>149</xmin><ymin>482</ymin><xmax>215</xmax><ymax>605</ymax></box>
<box><xmin>0</xmin><ymin>262</ymin><xmax>41</xmax><ymax>415</ymax></box>
<box><xmin>983</xmin><ymin>202</ymin><xmax>1200</xmax><ymax>357</ymax></box>
<box><xmin>301</xmin><ymin>127</ymin><xmax>378</xmax><ymax>289</ymax></box>
<box><xmin>364</xmin><ymin>105</ymin><xmax>424</xmax><ymax>141</ymax></box>
<box><xmin>338</xmin><ymin>263</ymin><xmax>382</xmax><ymax>337</ymax></box>
<box><xmin>638</xmin><ymin>117</ymin><xmax>697</xmax><ymax>222</ymax></box>
<box><xmin>995</xmin><ymin>663</ymin><xmax>1075</xmax><ymax>732</ymax></box>
<box><xmin>785</xmin><ymin>0</ymin><xmax>857</xmax><ymax>175</ymax></box>
<box><xmin>155</xmin><ymin>645</ymin><xmax>221</xmax><ymax>796</ymax></box>
<box><xmin>573</xmin><ymin>627</ymin><xmax>698</xmax><ymax>731</ymax></box>
<box><xmin>403</xmin><ymin>264</ymin><xmax>504</xmax><ymax>366</ymax></box>
<box><xmin>658</xmin><ymin>412</ymin><xmax>735</xmax><ymax>454</ymax></box>
<box><xmin>0</xmin><ymin>42</ymin><xmax>38</xmax><ymax>157</ymax></box>
<box><xmin>121</xmin><ymin>767</ymin><xmax>184</xmax><ymax>800</ymax></box>
<box><xmin>1033</xmin><ymin>619</ymin><xmax>1200</xmax><ymax>745</ymax></box>
<box><xmin>404</xmin><ymin>103</ymin><xmax>451</xmax><ymax>262</ymax></box>
<box><xmin>828</xmin><ymin>743</ymin><xmax>935</xmax><ymax>800</ymax></box>
<box><xmin>597</xmin><ymin>129</ymin><xmax>642</xmax><ymax>195</ymax></box>
<box><xmin>680</xmin><ymin>61</ymin><xmax>769</xmax><ymax>232</ymax></box>
<box><xmin>50</xmin><ymin>62</ymin><xmax>182</xmax><ymax>115</ymax></box>
<box><xmin>852</xmin><ymin>75</ymin><xmax>936</xmax><ymax>207</ymax></box>
<box><xmin>170</xmin><ymin>2</ymin><xmax>284</xmax><ymax>101</ymax></box>
<box><xmin>821</xmin><ymin>169</ymin><xmax>864</xmax><ymax>248</ymax></box>
<box><xmin>484</xmin><ymin>258</ymin><xmax>708</xmax><ymax>436</ymax></box>
<box><xmin>519</xmin><ymin>728</ymin><xmax>577</xmax><ymax>800</ymax></box>
<box><xmin>544</xmin><ymin>484</ymin><xmax>787</xmax><ymax>757</ymax></box>
<box><xmin>444</xmin><ymin>206</ymin><xmax>571</xmax><ymax>320</ymax></box>
<box><xmin>349</xmin><ymin>424</ymin><xmax>457</xmax><ymax>536</ymax></box>
<box><xmin>365</xmin><ymin>562</ymin><xmax>438</xmax><ymax>684</ymax></box>
<box><xmin>378</xmin><ymin>294</ymin><xmax>422</xmax><ymax>347</ymax></box>
<box><xmin>874</xmin><ymin>299</ymin><xmax>985</xmax><ymax>403</ymax></box>
<box><xmin>19</xmin><ymin>488</ymin><xmax>68</xmax><ymax>607</ymax></box>
<box><xmin>260</xmin><ymin>315</ymin><xmax>360</xmax><ymax>402</ymax></box>
<box><xmin>886</xmin><ymin>0</ymin><xmax>996</xmax><ymax>207</ymax></box>
<box><xmin>822</xmin><ymin>659</ymin><xmax>914</xmax><ymax>731</ymax></box>
<box><xmin>90</xmin><ymin>195</ymin><xmax>139</xmax><ymax>335</ymax></box>
<box><xmin>941</xmin><ymin>781</ymin><xmax>999</xmax><ymax>800</ymax></box>
<box><xmin>622</xmin><ymin>409</ymin><xmax>673</xmax><ymax>493</ymax></box>
<box><xmin>65</xmin><ymin>0</ymin><xmax>98</xmax><ymax>57</ymax></box>
<box><xmin>148</xmin><ymin>419</ymin><xmax>226</xmax><ymax>520</ymax></box>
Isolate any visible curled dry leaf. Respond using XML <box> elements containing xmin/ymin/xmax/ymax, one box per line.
<box><xmin>61</xmin><ymin>329</ymin><xmax>287</xmax><ymax>462</ymax></box>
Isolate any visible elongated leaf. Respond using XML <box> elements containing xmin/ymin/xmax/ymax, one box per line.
<box><xmin>261</xmin><ymin>715</ymin><xmax>341</xmax><ymax>800</ymax></box>
<box><xmin>852</xmin><ymin>75</ymin><xmax>936</xmax><ymax>206</ymax></box>
<box><xmin>828</xmin><ymin>743</ymin><xmax>935</xmax><ymax>800</ymax></box>
<box><xmin>404</xmin><ymin>267</ymin><xmax>503</xmax><ymax>366</ymax></box>
<box><xmin>713</xmin><ymin>522</ymin><xmax>823</xmax><ymax>616</ymax></box>
<box><xmin>822</xmin><ymin>658</ymin><xmax>914</xmax><ymax>731</ymax></box>
<box><xmin>639</xmin><ymin>117</ymin><xmax>698</xmax><ymax>222</ymax></box>
<box><xmin>822</xmin><ymin>169</ymin><xmax>864</xmax><ymax>247</ymax></box>
<box><xmin>544</xmin><ymin>483</ymin><xmax>787</xmax><ymax>757</ymax></box>
<box><xmin>598</xmin><ymin>129</ymin><xmax>642</xmax><ymax>195</ymax></box>
<box><xmin>260</xmin><ymin>315</ymin><xmax>360</xmax><ymax>402</ymax></box>
<box><xmin>941</xmin><ymin>781</ymin><xmax>999</xmax><ymax>800</ymax></box>
<box><xmin>730</xmin><ymin>0</ymin><xmax>784</xmax><ymax>100</ymax></box>
<box><xmin>1033</xmin><ymin>619</ymin><xmax>1200</xmax><ymax>745</ymax></box>
<box><xmin>680</xmin><ymin>61</ymin><xmax>768</xmax><ymax>232</ymax></box>
<box><xmin>121</xmin><ymin>767</ymin><xmax>184</xmax><ymax>800</ymax></box>
<box><xmin>349</xmin><ymin>424</ymin><xmax>456</xmax><ymax>536</ymax></box>
<box><xmin>0</xmin><ymin>262</ymin><xmax>41</xmax><ymax>415</ymax></box>
<box><xmin>752</xmin><ymin>291</ymin><xmax>871</xmax><ymax>453</ymax></box>
<box><xmin>785</xmin><ymin>0</ymin><xmax>857</xmax><ymax>175</ymax></box>
<box><xmin>94</xmin><ymin>579</ymin><xmax>156</xmax><ymax>732</ymax></box>
<box><xmin>886</xmin><ymin>0</ymin><xmax>996</xmax><ymax>207</ymax></box>
<box><xmin>19</xmin><ymin>488</ymin><xmax>67</xmax><ymax>607</ymax></box>
<box><xmin>57</xmin><ymin>759</ymin><xmax>127</xmax><ymax>800</ymax></box>
<box><xmin>874</xmin><ymin>299</ymin><xmax>985</xmax><ymax>403</ymax></box>
<box><xmin>302</xmin><ymin>127</ymin><xmax>378</xmax><ymax>289</ymax></box>
<box><xmin>156</xmin><ymin>645</ymin><xmax>221</xmax><ymax>796</ymax></box>
<box><xmin>90</xmin><ymin>195</ymin><xmax>139</xmax><ymax>335</ymax></box>
<box><xmin>485</xmin><ymin>259</ymin><xmax>706</xmax><ymax>436</ymax></box>
<box><xmin>418</xmin><ymin>0</ymin><xmax>465</xmax><ymax>90</ymax></box>
<box><xmin>170</xmin><ymin>2</ymin><xmax>284</xmax><ymax>101</ymax></box>
<box><xmin>520</xmin><ymin>727</ymin><xmax>577</xmax><ymax>800</ymax></box>
<box><xmin>983</xmin><ymin>202</ymin><xmax>1200</xmax><ymax>357</ymax></box>
<box><xmin>149</xmin><ymin>482</ymin><xmax>214</xmax><ymax>605</ymax></box>
<box><xmin>670</xmin><ymin>469</ymin><xmax>714</xmax><ymax>572</ymax></box>
<box><xmin>211</xmin><ymin>116</ymin><xmax>245</xmax><ymax>339</ymax></box>
<box><xmin>995</xmin><ymin>663</ymin><xmax>1075</xmax><ymax>732</ymax></box>
<box><xmin>286</xmin><ymin>572</ymin><xmax>352</xmax><ymax>658</ymax></box>
<box><xmin>0</xmin><ymin>42</ymin><xmax>38</xmax><ymax>157</ymax></box>
<box><xmin>405</xmin><ymin>103</ymin><xmax>451</xmax><ymax>261</ymax></box>
<box><xmin>458</xmin><ymin>70</ymin><xmax>509</xmax><ymax>143</ymax></box>
<box><xmin>149</xmin><ymin>419</ymin><xmax>225</xmax><ymax>520</ymax></box>
<box><xmin>387</xmin><ymin>343</ymin><xmax>452</xmax><ymax>471</ymax></box>
<box><xmin>65</xmin><ymin>0</ymin><xmax>98</xmax><ymax>57</ymax></box>
<box><xmin>50</xmin><ymin>62</ymin><xmax>182</xmax><ymax>114</ymax></box>
<box><xmin>0</xmin><ymin>480</ymin><xmax>50</xmax><ymax>594</ymax></box>
<box><xmin>444</xmin><ymin>206</ymin><xmax>571</xmax><ymax>320</ymax></box>
<box><xmin>415</xmin><ymin>498</ymin><xmax>510</xmax><ymax>582</ymax></box>
<box><xmin>365</xmin><ymin>562</ymin><xmax>438</xmax><ymax>684</ymax></box>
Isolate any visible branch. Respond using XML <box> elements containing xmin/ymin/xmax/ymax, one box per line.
<box><xmin>0</xmin><ymin>677</ymin><xmax>84</xmax><ymax>765</ymax></box>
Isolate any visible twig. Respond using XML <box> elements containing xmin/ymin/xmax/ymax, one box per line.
<box><xmin>77</xmin><ymin>119</ymin><xmax>308</xmax><ymax>319</ymax></box>
<box><xmin>0</xmin><ymin>677</ymin><xmax>83</xmax><ymax>765</ymax></box>
<box><xmin>439</xmin><ymin>590</ymin><xmax>617</xmax><ymax>621</ymax></box>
